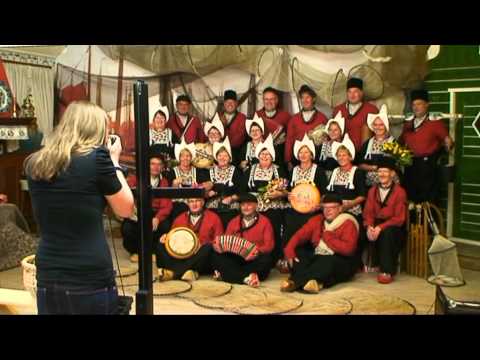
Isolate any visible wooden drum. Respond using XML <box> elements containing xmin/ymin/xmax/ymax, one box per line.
<box><xmin>165</xmin><ymin>227</ymin><xmax>200</xmax><ymax>259</ymax></box>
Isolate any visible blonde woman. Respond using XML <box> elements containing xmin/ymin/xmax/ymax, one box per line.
<box><xmin>25</xmin><ymin>101</ymin><xmax>134</xmax><ymax>315</ymax></box>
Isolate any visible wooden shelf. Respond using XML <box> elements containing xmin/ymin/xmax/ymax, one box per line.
<box><xmin>0</xmin><ymin>117</ymin><xmax>36</xmax><ymax>126</ymax></box>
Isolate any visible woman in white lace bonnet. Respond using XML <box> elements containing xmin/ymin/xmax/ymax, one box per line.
<box><xmin>149</xmin><ymin>106</ymin><xmax>176</xmax><ymax>167</ymax></box>
<box><xmin>318</xmin><ymin>112</ymin><xmax>345</xmax><ymax>181</ymax></box>
<box><xmin>357</xmin><ymin>104</ymin><xmax>399</xmax><ymax>187</ymax></box>
<box><xmin>237</xmin><ymin>113</ymin><xmax>265</xmax><ymax>171</ymax></box>
<box><xmin>204</xmin><ymin>137</ymin><xmax>242</xmax><ymax>228</ymax></box>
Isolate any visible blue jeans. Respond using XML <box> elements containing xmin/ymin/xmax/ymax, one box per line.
<box><xmin>37</xmin><ymin>283</ymin><xmax>119</xmax><ymax>315</ymax></box>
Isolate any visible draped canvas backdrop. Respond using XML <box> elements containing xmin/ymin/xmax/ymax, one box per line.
<box><xmin>54</xmin><ymin>45</ymin><xmax>433</xmax><ymax>152</ymax></box>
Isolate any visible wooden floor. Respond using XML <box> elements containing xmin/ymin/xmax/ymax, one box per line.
<box><xmin>1</xmin><ymin>236</ymin><xmax>479</xmax><ymax>315</ymax></box>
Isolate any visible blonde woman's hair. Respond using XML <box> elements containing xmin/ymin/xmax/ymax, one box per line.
<box><xmin>25</xmin><ymin>101</ymin><xmax>108</xmax><ymax>181</ymax></box>
<box><xmin>336</xmin><ymin>145</ymin><xmax>353</xmax><ymax>158</ymax></box>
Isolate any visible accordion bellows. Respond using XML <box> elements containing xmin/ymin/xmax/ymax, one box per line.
<box><xmin>214</xmin><ymin>235</ymin><xmax>258</xmax><ymax>261</ymax></box>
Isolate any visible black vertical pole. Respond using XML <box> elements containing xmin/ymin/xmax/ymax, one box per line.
<box><xmin>133</xmin><ymin>80</ymin><xmax>154</xmax><ymax>315</ymax></box>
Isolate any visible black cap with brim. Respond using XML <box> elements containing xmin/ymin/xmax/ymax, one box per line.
<box><xmin>299</xmin><ymin>84</ymin><xmax>317</xmax><ymax>98</ymax></box>
<box><xmin>224</xmin><ymin>90</ymin><xmax>237</xmax><ymax>101</ymax></box>
<box><xmin>322</xmin><ymin>194</ymin><xmax>343</xmax><ymax>205</ymax></box>
<box><xmin>176</xmin><ymin>94</ymin><xmax>192</xmax><ymax>103</ymax></box>
<box><xmin>376</xmin><ymin>157</ymin><xmax>398</xmax><ymax>172</ymax></box>
<box><xmin>238</xmin><ymin>193</ymin><xmax>258</xmax><ymax>204</ymax></box>
<box><xmin>148</xmin><ymin>145</ymin><xmax>166</xmax><ymax>161</ymax></box>
<box><xmin>347</xmin><ymin>77</ymin><xmax>363</xmax><ymax>90</ymax></box>
<box><xmin>410</xmin><ymin>89</ymin><xmax>429</xmax><ymax>103</ymax></box>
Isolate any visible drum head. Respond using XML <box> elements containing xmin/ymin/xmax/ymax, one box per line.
<box><xmin>165</xmin><ymin>227</ymin><xmax>200</xmax><ymax>259</ymax></box>
<box><xmin>290</xmin><ymin>183</ymin><xmax>321</xmax><ymax>214</ymax></box>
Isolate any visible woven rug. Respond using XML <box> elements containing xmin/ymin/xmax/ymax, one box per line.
<box><xmin>153</xmin><ymin>280</ymin><xmax>192</xmax><ymax>296</ymax></box>
<box><xmin>194</xmin><ymin>285</ymin><xmax>303</xmax><ymax>315</ymax></box>
<box><xmin>176</xmin><ymin>280</ymin><xmax>232</xmax><ymax>300</ymax></box>
<box><xmin>289</xmin><ymin>295</ymin><xmax>353</xmax><ymax>315</ymax></box>
<box><xmin>115</xmin><ymin>266</ymin><xmax>138</xmax><ymax>278</ymax></box>
<box><xmin>115</xmin><ymin>270</ymin><xmax>141</xmax><ymax>288</ymax></box>
<box><xmin>345</xmin><ymin>292</ymin><xmax>416</xmax><ymax>315</ymax></box>
<box><xmin>115</xmin><ymin>271</ymin><xmax>192</xmax><ymax>298</ymax></box>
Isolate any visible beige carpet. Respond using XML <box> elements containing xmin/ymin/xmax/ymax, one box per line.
<box><xmin>2</xmin><ymin>235</ymin><xmax>479</xmax><ymax>315</ymax></box>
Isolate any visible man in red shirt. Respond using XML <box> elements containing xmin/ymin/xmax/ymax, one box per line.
<box><xmin>218</xmin><ymin>89</ymin><xmax>247</xmax><ymax>151</ymax></box>
<box><xmin>256</xmin><ymin>87</ymin><xmax>291</xmax><ymax>129</ymax></box>
<box><xmin>399</xmin><ymin>89</ymin><xmax>453</xmax><ymax>203</ymax></box>
<box><xmin>166</xmin><ymin>94</ymin><xmax>207</xmax><ymax>144</ymax></box>
<box><xmin>256</xmin><ymin>87</ymin><xmax>291</xmax><ymax>171</ymax></box>
<box><xmin>332</xmin><ymin>77</ymin><xmax>379</xmax><ymax>152</ymax></box>
<box><xmin>121</xmin><ymin>152</ymin><xmax>172</xmax><ymax>263</ymax></box>
<box><xmin>285</xmin><ymin>84</ymin><xmax>328</xmax><ymax>170</ymax></box>
<box><xmin>211</xmin><ymin>193</ymin><xmax>275</xmax><ymax>288</ymax></box>
<box><xmin>281</xmin><ymin>194</ymin><xmax>359</xmax><ymax>293</ymax></box>
<box><xmin>157</xmin><ymin>197</ymin><xmax>224</xmax><ymax>282</ymax></box>
<box><xmin>363</xmin><ymin>158</ymin><xmax>407</xmax><ymax>284</ymax></box>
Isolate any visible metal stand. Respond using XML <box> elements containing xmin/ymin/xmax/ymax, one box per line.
<box><xmin>133</xmin><ymin>81</ymin><xmax>154</xmax><ymax>315</ymax></box>
<box><xmin>132</xmin><ymin>81</ymin><xmax>205</xmax><ymax>315</ymax></box>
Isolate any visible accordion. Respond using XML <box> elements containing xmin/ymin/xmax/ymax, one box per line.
<box><xmin>214</xmin><ymin>235</ymin><xmax>258</xmax><ymax>261</ymax></box>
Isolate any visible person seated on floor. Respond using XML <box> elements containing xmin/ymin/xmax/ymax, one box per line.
<box><xmin>363</xmin><ymin>157</ymin><xmax>407</xmax><ymax>284</ymax></box>
<box><xmin>281</xmin><ymin>194</ymin><xmax>359</xmax><ymax>294</ymax></box>
<box><xmin>211</xmin><ymin>193</ymin><xmax>275</xmax><ymax>288</ymax></box>
<box><xmin>121</xmin><ymin>152</ymin><xmax>172</xmax><ymax>263</ymax></box>
<box><xmin>157</xmin><ymin>197</ymin><xmax>224</xmax><ymax>282</ymax></box>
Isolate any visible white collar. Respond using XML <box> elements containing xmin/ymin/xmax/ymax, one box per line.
<box><xmin>265</xmin><ymin>109</ymin><xmax>277</xmax><ymax>117</ymax></box>
<box><xmin>348</xmin><ymin>102</ymin><xmax>362</xmax><ymax>114</ymax></box>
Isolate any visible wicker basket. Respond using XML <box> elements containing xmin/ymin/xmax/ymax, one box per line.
<box><xmin>21</xmin><ymin>255</ymin><xmax>37</xmax><ymax>301</ymax></box>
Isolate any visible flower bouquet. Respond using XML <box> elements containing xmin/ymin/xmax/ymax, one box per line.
<box><xmin>258</xmin><ymin>178</ymin><xmax>289</xmax><ymax>204</ymax></box>
<box><xmin>382</xmin><ymin>141</ymin><xmax>413</xmax><ymax>167</ymax></box>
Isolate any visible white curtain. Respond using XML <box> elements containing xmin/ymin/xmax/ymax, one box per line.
<box><xmin>4</xmin><ymin>62</ymin><xmax>55</xmax><ymax>140</ymax></box>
